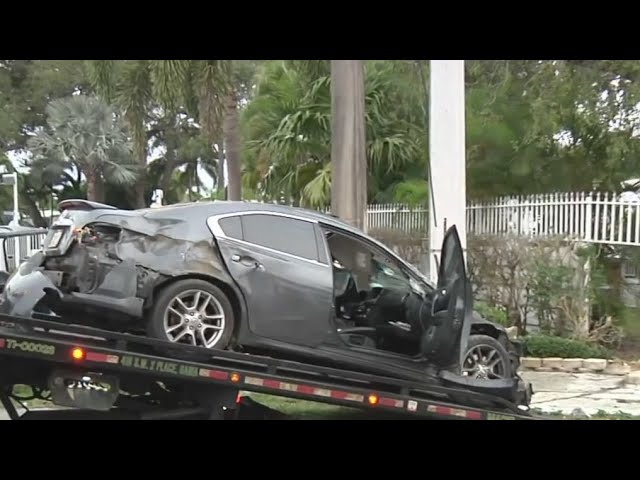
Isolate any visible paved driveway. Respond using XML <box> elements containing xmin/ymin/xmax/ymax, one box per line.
<box><xmin>522</xmin><ymin>371</ymin><xmax>640</xmax><ymax>416</ymax></box>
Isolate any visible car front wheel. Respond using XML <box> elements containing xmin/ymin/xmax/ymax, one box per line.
<box><xmin>461</xmin><ymin>334</ymin><xmax>514</xmax><ymax>379</ymax></box>
<box><xmin>147</xmin><ymin>279</ymin><xmax>235</xmax><ymax>351</ymax></box>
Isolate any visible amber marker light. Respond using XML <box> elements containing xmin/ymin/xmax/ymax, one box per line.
<box><xmin>71</xmin><ymin>347</ymin><xmax>85</xmax><ymax>360</ymax></box>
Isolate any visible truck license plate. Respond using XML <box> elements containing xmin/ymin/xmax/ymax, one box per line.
<box><xmin>48</xmin><ymin>370</ymin><xmax>119</xmax><ymax>411</ymax></box>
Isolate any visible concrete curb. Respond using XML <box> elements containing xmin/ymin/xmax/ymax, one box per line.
<box><xmin>520</xmin><ymin>357</ymin><xmax>640</xmax><ymax>375</ymax></box>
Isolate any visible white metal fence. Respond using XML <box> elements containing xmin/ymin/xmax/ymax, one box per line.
<box><xmin>0</xmin><ymin>228</ymin><xmax>47</xmax><ymax>272</ymax></box>
<box><xmin>466</xmin><ymin>192</ymin><xmax>640</xmax><ymax>246</ymax></box>
<box><xmin>366</xmin><ymin>204</ymin><xmax>429</xmax><ymax>233</ymax></box>
<box><xmin>466</xmin><ymin>193</ymin><xmax>593</xmax><ymax>239</ymax></box>
<box><xmin>365</xmin><ymin>192</ymin><xmax>640</xmax><ymax>247</ymax></box>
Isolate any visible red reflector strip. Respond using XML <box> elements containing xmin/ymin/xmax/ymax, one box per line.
<box><xmin>198</xmin><ymin>368</ymin><xmax>229</xmax><ymax>380</ymax></box>
<box><xmin>85</xmin><ymin>351</ymin><xmax>119</xmax><ymax>364</ymax></box>
<box><xmin>427</xmin><ymin>405</ymin><xmax>483</xmax><ymax>420</ymax></box>
<box><xmin>330</xmin><ymin>390</ymin><xmax>363</xmax><ymax>402</ymax></box>
<box><xmin>379</xmin><ymin>397</ymin><xmax>404</xmax><ymax>409</ymax></box>
<box><xmin>244</xmin><ymin>376</ymin><xmax>364</xmax><ymax>403</ymax></box>
<box><xmin>0</xmin><ymin>338</ymin><xmax>5</xmax><ymax>348</ymax></box>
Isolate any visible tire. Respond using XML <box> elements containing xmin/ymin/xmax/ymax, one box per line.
<box><xmin>146</xmin><ymin>279</ymin><xmax>235</xmax><ymax>352</ymax></box>
<box><xmin>462</xmin><ymin>334</ymin><xmax>514</xmax><ymax>380</ymax></box>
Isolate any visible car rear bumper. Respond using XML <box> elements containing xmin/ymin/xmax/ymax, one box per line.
<box><xmin>0</xmin><ymin>254</ymin><xmax>59</xmax><ymax>319</ymax></box>
<box><xmin>0</xmin><ymin>251</ymin><xmax>145</xmax><ymax>322</ymax></box>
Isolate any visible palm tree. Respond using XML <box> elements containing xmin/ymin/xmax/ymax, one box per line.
<box><xmin>85</xmin><ymin>60</ymin><xmax>152</xmax><ymax>207</ymax></box>
<box><xmin>330</xmin><ymin>60</ymin><xmax>367</xmax><ymax>229</ymax></box>
<box><xmin>241</xmin><ymin>61</ymin><xmax>427</xmax><ymax>209</ymax></box>
<box><xmin>87</xmin><ymin>60</ymin><xmax>236</xmax><ymax>205</ymax></box>
<box><xmin>27</xmin><ymin>95</ymin><xmax>138</xmax><ymax>203</ymax></box>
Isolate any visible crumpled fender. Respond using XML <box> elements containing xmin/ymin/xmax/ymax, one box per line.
<box><xmin>0</xmin><ymin>252</ymin><xmax>61</xmax><ymax>320</ymax></box>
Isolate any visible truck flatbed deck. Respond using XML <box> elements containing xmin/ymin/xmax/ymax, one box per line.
<box><xmin>0</xmin><ymin>313</ymin><xmax>539</xmax><ymax>420</ymax></box>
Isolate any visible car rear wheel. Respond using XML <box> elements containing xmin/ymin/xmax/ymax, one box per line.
<box><xmin>147</xmin><ymin>279</ymin><xmax>235</xmax><ymax>351</ymax></box>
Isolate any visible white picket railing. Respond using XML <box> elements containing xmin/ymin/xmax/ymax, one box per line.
<box><xmin>465</xmin><ymin>192</ymin><xmax>640</xmax><ymax>246</ymax></box>
<box><xmin>466</xmin><ymin>193</ymin><xmax>594</xmax><ymax>239</ymax></box>
<box><xmin>365</xmin><ymin>192</ymin><xmax>640</xmax><ymax>247</ymax></box>
<box><xmin>0</xmin><ymin>228</ymin><xmax>48</xmax><ymax>272</ymax></box>
<box><xmin>366</xmin><ymin>204</ymin><xmax>429</xmax><ymax>233</ymax></box>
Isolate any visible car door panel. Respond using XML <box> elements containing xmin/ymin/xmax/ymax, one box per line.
<box><xmin>211</xmin><ymin>215</ymin><xmax>334</xmax><ymax>347</ymax></box>
<box><xmin>419</xmin><ymin>225</ymin><xmax>472</xmax><ymax>368</ymax></box>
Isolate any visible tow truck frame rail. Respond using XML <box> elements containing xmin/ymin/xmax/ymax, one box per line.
<box><xmin>0</xmin><ymin>313</ymin><xmax>539</xmax><ymax>420</ymax></box>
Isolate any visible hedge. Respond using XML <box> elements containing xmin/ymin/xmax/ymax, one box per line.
<box><xmin>522</xmin><ymin>334</ymin><xmax>611</xmax><ymax>359</ymax></box>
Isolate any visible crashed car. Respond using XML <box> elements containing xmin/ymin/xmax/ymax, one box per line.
<box><xmin>0</xmin><ymin>199</ymin><xmax>532</xmax><ymax>407</ymax></box>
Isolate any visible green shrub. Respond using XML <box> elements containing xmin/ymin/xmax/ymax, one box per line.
<box><xmin>522</xmin><ymin>334</ymin><xmax>611</xmax><ymax>359</ymax></box>
<box><xmin>474</xmin><ymin>301</ymin><xmax>509</xmax><ymax>327</ymax></box>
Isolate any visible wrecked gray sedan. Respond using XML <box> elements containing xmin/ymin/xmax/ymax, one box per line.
<box><xmin>0</xmin><ymin>199</ymin><xmax>532</xmax><ymax>407</ymax></box>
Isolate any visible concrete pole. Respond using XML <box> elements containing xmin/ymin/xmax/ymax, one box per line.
<box><xmin>428</xmin><ymin>60</ymin><xmax>466</xmax><ymax>283</ymax></box>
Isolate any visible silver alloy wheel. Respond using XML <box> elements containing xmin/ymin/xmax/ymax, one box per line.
<box><xmin>462</xmin><ymin>344</ymin><xmax>507</xmax><ymax>379</ymax></box>
<box><xmin>163</xmin><ymin>289</ymin><xmax>226</xmax><ymax>348</ymax></box>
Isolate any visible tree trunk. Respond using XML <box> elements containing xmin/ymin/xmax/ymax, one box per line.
<box><xmin>128</xmin><ymin>115</ymin><xmax>148</xmax><ymax>209</ymax></box>
<box><xmin>20</xmin><ymin>192</ymin><xmax>47</xmax><ymax>228</ymax></box>
<box><xmin>223</xmin><ymin>92</ymin><xmax>242</xmax><ymax>201</ymax></box>
<box><xmin>94</xmin><ymin>174</ymin><xmax>105</xmax><ymax>203</ymax></box>
<box><xmin>330</xmin><ymin>60</ymin><xmax>367</xmax><ymax>230</ymax></box>
<box><xmin>160</xmin><ymin>122</ymin><xmax>178</xmax><ymax>196</ymax></box>
<box><xmin>85</xmin><ymin>168</ymin><xmax>101</xmax><ymax>202</ymax></box>
<box><xmin>217</xmin><ymin>138</ymin><xmax>226</xmax><ymax>199</ymax></box>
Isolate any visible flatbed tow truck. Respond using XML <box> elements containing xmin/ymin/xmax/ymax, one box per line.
<box><xmin>0</xmin><ymin>313</ymin><xmax>542</xmax><ymax>421</ymax></box>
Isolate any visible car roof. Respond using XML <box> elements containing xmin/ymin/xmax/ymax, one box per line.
<box><xmin>142</xmin><ymin>200</ymin><xmax>362</xmax><ymax>233</ymax></box>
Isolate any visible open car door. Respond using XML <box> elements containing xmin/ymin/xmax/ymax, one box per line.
<box><xmin>419</xmin><ymin>225</ymin><xmax>472</xmax><ymax>370</ymax></box>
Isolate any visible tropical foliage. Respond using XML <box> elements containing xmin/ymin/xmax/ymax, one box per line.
<box><xmin>27</xmin><ymin>95</ymin><xmax>137</xmax><ymax>203</ymax></box>
<box><xmin>3</xmin><ymin>60</ymin><xmax>640</xmax><ymax>226</ymax></box>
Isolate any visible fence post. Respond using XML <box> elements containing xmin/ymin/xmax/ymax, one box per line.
<box><xmin>585</xmin><ymin>191</ymin><xmax>593</xmax><ymax>242</ymax></box>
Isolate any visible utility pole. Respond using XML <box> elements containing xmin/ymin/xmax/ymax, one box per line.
<box><xmin>428</xmin><ymin>60</ymin><xmax>466</xmax><ymax>283</ymax></box>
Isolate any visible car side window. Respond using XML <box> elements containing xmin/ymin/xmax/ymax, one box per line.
<box><xmin>241</xmin><ymin>214</ymin><xmax>319</xmax><ymax>261</ymax></box>
<box><xmin>218</xmin><ymin>216</ymin><xmax>243</xmax><ymax>240</ymax></box>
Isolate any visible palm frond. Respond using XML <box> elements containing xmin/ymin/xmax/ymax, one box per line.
<box><xmin>301</xmin><ymin>162</ymin><xmax>331</xmax><ymax>208</ymax></box>
<box><xmin>150</xmin><ymin>60</ymin><xmax>192</xmax><ymax>111</ymax></box>
<box><xmin>116</xmin><ymin>61</ymin><xmax>153</xmax><ymax>126</ymax></box>
<box><xmin>86</xmin><ymin>60</ymin><xmax>116</xmax><ymax>102</ymax></box>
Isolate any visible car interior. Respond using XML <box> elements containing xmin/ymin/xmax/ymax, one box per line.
<box><xmin>323</xmin><ymin>228</ymin><xmax>429</xmax><ymax>357</ymax></box>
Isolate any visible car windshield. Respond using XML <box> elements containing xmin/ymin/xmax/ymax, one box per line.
<box><xmin>370</xmin><ymin>257</ymin><xmax>428</xmax><ymax>297</ymax></box>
